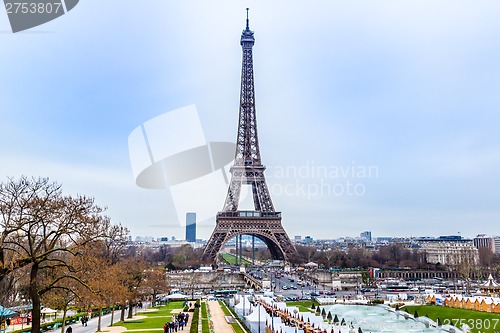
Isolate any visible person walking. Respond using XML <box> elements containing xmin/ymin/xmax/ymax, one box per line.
<box><xmin>66</xmin><ymin>326</ymin><xmax>73</xmax><ymax>333</ymax></box>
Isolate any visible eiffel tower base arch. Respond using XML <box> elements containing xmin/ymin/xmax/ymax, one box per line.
<box><xmin>202</xmin><ymin>212</ymin><xmax>296</xmax><ymax>262</ymax></box>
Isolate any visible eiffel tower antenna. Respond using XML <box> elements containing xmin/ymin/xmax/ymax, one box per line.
<box><xmin>246</xmin><ymin>8</ymin><xmax>249</xmax><ymax>29</ymax></box>
<box><xmin>202</xmin><ymin>10</ymin><xmax>296</xmax><ymax>263</ymax></box>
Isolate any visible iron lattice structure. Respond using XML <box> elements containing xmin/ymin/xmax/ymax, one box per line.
<box><xmin>202</xmin><ymin>12</ymin><xmax>296</xmax><ymax>262</ymax></box>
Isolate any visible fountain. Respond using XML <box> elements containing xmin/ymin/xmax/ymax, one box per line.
<box><xmin>323</xmin><ymin>304</ymin><xmax>463</xmax><ymax>333</ymax></box>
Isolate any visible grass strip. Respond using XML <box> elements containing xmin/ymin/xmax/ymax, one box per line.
<box><xmin>201</xmin><ymin>301</ymin><xmax>209</xmax><ymax>333</ymax></box>
<box><xmin>219</xmin><ymin>300</ymin><xmax>250</xmax><ymax>333</ymax></box>
<box><xmin>189</xmin><ymin>308</ymin><xmax>199</xmax><ymax>333</ymax></box>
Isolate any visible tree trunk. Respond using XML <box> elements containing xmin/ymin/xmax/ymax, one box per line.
<box><xmin>60</xmin><ymin>308</ymin><xmax>68</xmax><ymax>333</ymax></box>
<box><xmin>127</xmin><ymin>299</ymin><xmax>133</xmax><ymax>319</ymax></box>
<box><xmin>110</xmin><ymin>305</ymin><xmax>115</xmax><ymax>326</ymax></box>
<box><xmin>120</xmin><ymin>305</ymin><xmax>125</xmax><ymax>322</ymax></box>
<box><xmin>30</xmin><ymin>264</ymin><xmax>40</xmax><ymax>333</ymax></box>
<box><xmin>97</xmin><ymin>307</ymin><xmax>102</xmax><ymax>332</ymax></box>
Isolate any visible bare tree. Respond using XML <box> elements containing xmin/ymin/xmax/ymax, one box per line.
<box><xmin>0</xmin><ymin>176</ymin><xmax>124</xmax><ymax>333</ymax></box>
<box><xmin>455</xmin><ymin>249</ymin><xmax>479</xmax><ymax>295</ymax></box>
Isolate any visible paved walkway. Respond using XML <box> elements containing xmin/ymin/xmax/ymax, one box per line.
<box><xmin>206</xmin><ymin>301</ymin><xmax>234</xmax><ymax>333</ymax></box>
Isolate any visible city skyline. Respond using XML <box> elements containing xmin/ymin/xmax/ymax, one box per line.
<box><xmin>1</xmin><ymin>1</ymin><xmax>500</xmax><ymax>240</ymax></box>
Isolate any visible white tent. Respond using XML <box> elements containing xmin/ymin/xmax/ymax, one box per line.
<box><xmin>304</xmin><ymin>262</ymin><xmax>318</xmax><ymax>268</ymax></box>
<box><xmin>274</xmin><ymin>302</ymin><xmax>287</xmax><ymax>311</ymax></box>
<box><xmin>41</xmin><ymin>308</ymin><xmax>57</xmax><ymax>322</ymax></box>
<box><xmin>245</xmin><ymin>304</ymin><xmax>270</xmax><ymax>322</ymax></box>
<box><xmin>300</xmin><ymin>312</ymin><xmax>323</xmax><ymax>325</ymax></box>
<box><xmin>235</xmin><ymin>295</ymin><xmax>251</xmax><ymax>309</ymax></box>
<box><xmin>165</xmin><ymin>293</ymin><xmax>187</xmax><ymax>299</ymax></box>
<box><xmin>483</xmin><ymin>274</ymin><xmax>500</xmax><ymax>288</ymax></box>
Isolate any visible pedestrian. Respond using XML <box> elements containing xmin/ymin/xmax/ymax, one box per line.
<box><xmin>66</xmin><ymin>326</ymin><xmax>73</xmax><ymax>333</ymax></box>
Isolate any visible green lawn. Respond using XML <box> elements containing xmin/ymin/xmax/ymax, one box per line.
<box><xmin>404</xmin><ymin>305</ymin><xmax>500</xmax><ymax>333</ymax></box>
<box><xmin>286</xmin><ymin>301</ymin><xmax>315</xmax><ymax>313</ymax></box>
<box><xmin>221</xmin><ymin>253</ymin><xmax>250</xmax><ymax>265</ymax></box>
<box><xmin>113</xmin><ymin>302</ymin><xmax>186</xmax><ymax>331</ymax></box>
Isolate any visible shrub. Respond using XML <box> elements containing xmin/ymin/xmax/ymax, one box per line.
<box><xmin>189</xmin><ymin>308</ymin><xmax>199</xmax><ymax>333</ymax></box>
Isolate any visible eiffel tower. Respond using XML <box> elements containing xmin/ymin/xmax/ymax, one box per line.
<box><xmin>202</xmin><ymin>10</ymin><xmax>296</xmax><ymax>262</ymax></box>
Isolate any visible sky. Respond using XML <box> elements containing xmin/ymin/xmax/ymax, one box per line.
<box><xmin>1</xmin><ymin>1</ymin><xmax>500</xmax><ymax>241</ymax></box>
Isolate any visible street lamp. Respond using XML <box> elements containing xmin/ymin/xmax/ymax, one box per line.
<box><xmin>258</xmin><ymin>301</ymin><xmax>261</xmax><ymax>333</ymax></box>
<box><xmin>243</xmin><ymin>294</ymin><xmax>246</xmax><ymax>316</ymax></box>
<box><xmin>271</xmin><ymin>300</ymin><xmax>274</xmax><ymax>333</ymax></box>
<box><xmin>293</xmin><ymin>309</ymin><xmax>298</xmax><ymax>333</ymax></box>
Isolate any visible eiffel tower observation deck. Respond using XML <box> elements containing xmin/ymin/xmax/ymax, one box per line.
<box><xmin>202</xmin><ymin>10</ymin><xmax>296</xmax><ymax>262</ymax></box>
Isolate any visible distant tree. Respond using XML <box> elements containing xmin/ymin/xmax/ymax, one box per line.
<box><xmin>143</xmin><ymin>268</ymin><xmax>169</xmax><ymax>306</ymax></box>
<box><xmin>77</xmin><ymin>253</ymin><xmax>110</xmax><ymax>332</ymax></box>
<box><xmin>322</xmin><ymin>249</ymin><xmax>336</xmax><ymax>269</ymax></box>
<box><xmin>116</xmin><ymin>257</ymin><xmax>147</xmax><ymax>319</ymax></box>
<box><xmin>454</xmin><ymin>249</ymin><xmax>478</xmax><ymax>295</ymax></box>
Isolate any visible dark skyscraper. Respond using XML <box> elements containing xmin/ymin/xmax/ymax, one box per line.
<box><xmin>186</xmin><ymin>212</ymin><xmax>196</xmax><ymax>242</ymax></box>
